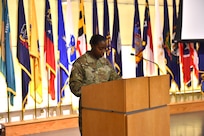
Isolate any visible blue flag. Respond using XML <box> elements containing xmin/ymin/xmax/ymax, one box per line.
<box><xmin>132</xmin><ymin>0</ymin><xmax>143</xmax><ymax>77</ymax></box>
<box><xmin>57</xmin><ymin>0</ymin><xmax>69</xmax><ymax>104</ymax></box>
<box><xmin>0</xmin><ymin>0</ymin><xmax>6</xmax><ymax>83</ymax></box>
<box><xmin>103</xmin><ymin>0</ymin><xmax>113</xmax><ymax>64</ymax></box>
<box><xmin>17</xmin><ymin>0</ymin><xmax>31</xmax><ymax>109</ymax></box>
<box><xmin>163</xmin><ymin>0</ymin><xmax>172</xmax><ymax>84</ymax></box>
<box><xmin>163</xmin><ymin>0</ymin><xmax>180</xmax><ymax>89</ymax></box>
<box><xmin>93</xmin><ymin>0</ymin><xmax>99</xmax><ymax>34</ymax></box>
<box><xmin>112</xmin><ymin>0</ymin><xmax>122</xmax><ymax>76</ymax></box>
<box><xmin>198</xmin><ymin>43</ymin><xmax>204</xmax><ymax>92</ymax></box>
<box><xmin>1</xmin><ymin>0</ymin><xmax>16</xmax><ymax>106</ymax></box>
<box><xmin>171</xmin><ymin>0</ymin><xmax>181</xmax><ymax>89</ymax></box>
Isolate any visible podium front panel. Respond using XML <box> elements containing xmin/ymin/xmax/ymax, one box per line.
<box><xmin>125</xmin><ymin>78</ymin><xmax>149</xmax><ymax>112</ymax></box>
<box><xmin>149</xmin><ymin>75</ymin><xmax>170</xmax><ymax>108</ymax></box>
<box><xmin>82</xmin><ymin>109</ymin><xmax>126</xmax><ymax>136</ymax></box>
<box><xmin>127</xmin><ymin>106</ymin><xmax>170</xmax><ymax>136</ymax></box>
<box><xmin>82</xmin><ymin>77</ymin><xmax>149</xmax><ymax>112</ymax></box>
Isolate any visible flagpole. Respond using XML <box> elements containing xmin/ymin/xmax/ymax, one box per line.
<box><xmin>57</xmin><ymin>60</ymin><xmax>62</xmax><ymax>116</ymax></box>
<box><xmin>47</xmin><ymin>89</ymin><xmax>50</xmax><ymax>117</ymax></box>
<box><xmin>59</xmin><ymin>97</ymin><xmax>62</xmax><ymax>115</ymax></box>
<box><xmin>47</xmin><ymin>71</ymin><xmax>50</xmax><ymax>117</ymax></box>
<box><xmin>58</xmin><ymin>68</ymin><xmax>62</xmax><ymax>115</ymax></box>
<box><xmin>191</xmin><ymin>69</ymin><xmax>195</xmax><ymax>100</ymax></box>
<box><xmin>58</xmin><ymin>58</ymin><xmax>62</xmax><ymax>116</ymax></box>
<box><xmin>34</xmin><ymin>59</ymin><xmax>37</xmax><ymax>119</ymax></box>
<box><xmin>21</xmin><ymin>83</ymin><xmax>24</xmax><ymax>121</ymax></box>
<box><xmin>22</xmin><ymin>109</ymin><xmax>24</xmax><ymax>121</ymax></box>
<box><xmin>21</xmin><ymin>96</ymin><xmax>24</xmax><ymax>121</ymax></box>
<box><xmin>7</xmin><ymin>92</ymin><xmax>10</xmax><ymax>122</ymax></box>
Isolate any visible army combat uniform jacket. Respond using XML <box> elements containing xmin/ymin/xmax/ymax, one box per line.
<box><xmin>69</xmin><ymin>51</ymin><xmax>120</xmax><ymax>134</ymax></box>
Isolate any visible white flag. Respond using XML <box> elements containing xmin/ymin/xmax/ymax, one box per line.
<box><xmin>154</xmin><ymin>0</ymin><xmax>166</xmax><ymax>75</ymax></box>
<box><xmin>66</xmin><ymin>0</ymin><xmax>79</xmax><ymax>111</ymax></box>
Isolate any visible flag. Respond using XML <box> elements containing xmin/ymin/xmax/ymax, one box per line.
<box><xmin>76</xmin><ymin>0</ymin><xmax>87</xmax><ymax>56</ymax></box>
<box><xmin>179</xmin><ymin>43</ymin><xmax>197</xmax><ymax>87</ymax></box>
<box><xmin>103</xmin><ymin>0</ymin><xmax>113</xmax><ymax>64</ymax></box>
<box><xmin>174</xmin><ymin>0</ymin><xmax>182</xmax><ymax>42</ymax></box>
<box><xmin>17</xmin><ymin>0</ymin><xmax>31</xmax><ymax>109</ymax></box>
<box><xmin>163</xmin><ymin>0</ymin><xmax>179</xmax><ymax>86</ymax></box>
<box><xmin>171</xmin><ymin>0</ymin><xmax>181</xmax><ymax>90</ymax></box>
<box><xmin>44</xmin><ymin>0</ymin><xmax>56</xmax><ymax>100</ymax></box>
<box><xmin>163</xmin><ymin>0</ymin><xmax>181</xmax><ymax>89</ymax></box>
<box><xmin>163</xmin><ymin>0</ymin><xmax>172</xmax><ymax>74</ymax></box>
<box><xmin>132</xmin><ymin>0</ymin><xmax>143</xmax><ymax>77</ymax></box>
<box><xmin>112</xmin><ymin>0</ymin><xmax>122</xmax><ymax>76</ymax></box>
<box><xmin>0</xmin><ymin>0</ymin><xmax>6</xmax><ymax>78</ymax></box>
<box><xmin>198</xmin><ymin>42</ymin><xmax>204</xmax><ymax>91</ymax></box>
<box><xmin>1</xmin><ymin>0</ymin><xmax>16</xmax><ymax>106</ymax></box>
<box><xmin>66</xmin><ymin>0</ymin><xmax>78</xmax><ymax>111</ymax></box>
<box><xmin>198</xmin><ymin>43</ymin><xmax>204</xmax><ymax>80</ymax></box>
<box><xmin>57</xmin><ymin>0</ymin><xmax>69</xmax><ymax>104</ymax></box>
<box><xmin>154</xmin><ymin>0</ymin><xmax>166</xmax><ymax>75</ymax></box>
<box><xmin>189</xmin><ymin>43</ymin><xmax>199</xmax><ymax>81</ymax></box>
<box><xmin>66</xmin><ymin>0</ymin><xmax>76</xmax><ymax>67</ymax></box>
<box><xmin>93</xmin><ymin>0</ymin><xmax>99</xmax><ymax>35</ymax></box>
<box><xmin>142</xmin><ymin>0</ymin><xmax>155</xmax><ymax>76</ymax></box>
<box><xmin>179</xmin><ymin>43</ymin><xmax>191</xmax><ymax>86</ymax></box>
<box><xmin>29</xmin><ymin>0</ymin><xmax>42</xmax><ymax>104</ymax></box>
<box><xmin>172</xmin><ymin>0</ymin><xmax>179</xmax><ymax>56</ymax></box>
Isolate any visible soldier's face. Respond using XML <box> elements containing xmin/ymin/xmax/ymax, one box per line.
<box><xmin>92</xmin><ymin>41</ymin><xmax>107</xmax><ymax>59</ymax></box>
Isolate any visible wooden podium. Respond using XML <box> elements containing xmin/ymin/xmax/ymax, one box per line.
<box><xmin>81</xmin><ymin>75</ymin><xmax>170</xmax><ymax>136</ymax></box>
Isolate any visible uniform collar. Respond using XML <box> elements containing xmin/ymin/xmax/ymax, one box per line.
<box><xmin>86</xmin><ymin>51</ymin><xmax>103</xmax><ymax>63</ymax></box>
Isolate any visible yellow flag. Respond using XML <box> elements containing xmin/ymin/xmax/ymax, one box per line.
<box><xmin>29</xmin><ymin>0</ymin><xmax>42</xmax><ymax>104</ymax></box>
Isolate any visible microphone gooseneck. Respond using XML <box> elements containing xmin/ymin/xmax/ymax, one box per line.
<box><xmin>130</xmin><ymin>53</ymin><xmax>161</xmax><ymax>75</ymax></box>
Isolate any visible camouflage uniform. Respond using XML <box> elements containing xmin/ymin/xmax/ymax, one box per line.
<box><xmin>69</xmin><ymin>51</ymin><xmax>120</xmax><ymax>135</ymax></box>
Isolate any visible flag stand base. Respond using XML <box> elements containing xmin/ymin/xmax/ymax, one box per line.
<box><xmin>3</xmin><ymin>115</ymin><xmax>78</xmax><ymax>135</ymax></box>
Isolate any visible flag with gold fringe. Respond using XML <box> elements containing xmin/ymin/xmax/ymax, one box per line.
<box><xmin>171</xmin><ymin>0</ymin><xmax>181</xmax><ymax>90</ymax></box>
<box><xmin>44</xmin><ymin>0</ymin><xmax>56</xmax><ymax>100</ymax></box>
<box><xmin>57</xmin><ymin>0</ymin><xmax>69</xmax><ymax>104</ymax></box>
<box><xmin>29</xmin><ymin>0</ymin><xmax>43</xmax><ymax>104</ymax></box>
<box><xmin>1</xmin><ymin>0</ymin><xmax>16</xmax><ymax>106</ymax></box>
<box><xmin>103</xmin><ymin>0</ymin><xmax>113</xmax><ymax>64</ymax></box>
<box><xmin>17</xmin><ymin>0</ymin><xmax>31</xmax><ymax>109</ymax></box>
<box><xmin>163</xmin><ymin>0</ymin><xmax>180</xmax><ymax>87</ymax></box>
<box><xmin>132</xmin><ymin>0</ymin><xmax>143</xmax><ymax>77</ymax></box>
<box><xmin>112</xmin><ymin>0</ymin><xmax>122</xmax><ymax>76</ymax></box>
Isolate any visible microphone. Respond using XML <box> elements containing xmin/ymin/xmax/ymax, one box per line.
<box><xmin>130</xmin><ymin>53</ymin><xmax>162</xmax><ymax>75</ymax></box>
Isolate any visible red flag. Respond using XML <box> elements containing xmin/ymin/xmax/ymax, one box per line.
<box><xmin>179</xmin><ymin>43</ymin><xmax>198</xmax><ymax>86</ymax></box>
<box><xmin>142</xmin><ymin>0</ymin><xmax>155</xmax><ymax>76</ymax></box>
<box><xmin>44</xmin><ymin>0</ymin><xmax>56</xmax><ymax>100</ymax></box>
<box><xmin>189</xmin><ymin>44</ymin><xmax>199</xmax><ymax>80</ymax></box>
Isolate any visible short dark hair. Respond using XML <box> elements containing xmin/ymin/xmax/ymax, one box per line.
<box><xmin>89</xmin><ymin>34</ymin><xmax>106</xmax><ymax>46</ymax></box>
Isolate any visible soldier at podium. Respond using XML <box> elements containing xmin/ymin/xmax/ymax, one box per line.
<box><xmin>69</xmin><ymin>34</ymin><xmax>120</xmax><ymax>135</ymax></box>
